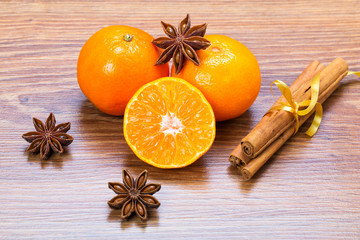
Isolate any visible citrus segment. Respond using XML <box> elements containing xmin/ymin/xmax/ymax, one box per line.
<box><xmin>136</xmin><ymin>85</ymin><xmax>167</xmax><ymax>115</ymax></box>
<box><xmin>126</xmin><ymin>101</ymin><xmax>163</xmax><ymax>124</ymax></box>
<box><xmin>151</xmin><ymin>134</ymin><xmax>176</xmax><ymax>166</ymax></box>
<box><xmin>124</xmin><ymin>77</ymin><xmax>216</xmax><ymax>168</ymax></box>
<box><xmin>183</xmin><ymin>126</ymin><xmax>215</xmax><ymax>152</ymax></box>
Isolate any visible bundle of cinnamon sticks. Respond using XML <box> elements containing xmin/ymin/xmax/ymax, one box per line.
<box><xmin>229</xmin><ymin>58</ymin><xmax>349</xmax><ymax>180</ymax></box>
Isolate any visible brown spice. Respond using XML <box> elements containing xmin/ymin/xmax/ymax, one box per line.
<box><xmin>229</xmin><ymin>58</ymin><xmax>349</xmax><ymax>180</ymax></box>
<box><xmin>108</xmin><ymin>169</ymin><xmax>161</xmax><ymax>221</ymax></box>
<box><xmin>152</xmin><ymin>14</ymin><xmax>211</xmax><ymax>74</ymax></box>
<box><xmin>22</xmin><ymin>112</ymin><xmax>73</xmax><ymax>160</ymax></box>
<box><xmin>241</xmin><ymin>60</ymin><xmax>326</xmax><ymax>160</ymax></box>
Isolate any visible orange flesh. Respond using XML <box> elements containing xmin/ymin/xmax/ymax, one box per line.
<box><xmin>124</xmin><ymin>77</ymin><xmax>216</xmax><ymax>168</ymax></box>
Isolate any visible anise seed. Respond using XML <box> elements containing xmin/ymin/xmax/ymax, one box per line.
<box><xmin>143</xmin><ymin>196</ymin><xmax>155</xmax><ymax>204</ymax></box>
<box><xmin>180</xmin><ymin>23</ymin><xmax>187</xmax><ymax>33</ymax></box>
<box><xmin>166</xmin><ymin>26</ymin><xmax>175</xmax><ymax>36</ymax></box>
<box><xmin>137</xmin><ymin>202</ymin><xmax>144</xmax><ymax>216</ymax></box>
<box><xmin>185</xmin><ymin>46</ymin><xmax>194</xmax><ymax>58</ymax></box>
<box><xmin>144</xmin><ymin>185</ymin><xmax>155</xmax><ymax>192</ymax></box>
<box><xmin>124</xmin><ymin>201</ymin><xmax>132</xmax><ymax>215</ymax></box>
<box><xmin>125</xmin><ymin>175</ymin><xmax>132</xmax><ymax>188</ymax></box>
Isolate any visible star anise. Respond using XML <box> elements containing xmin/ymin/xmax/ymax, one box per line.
<box><xmin>152</xmin><ymin>14</ymin><xmax>211</xmax><ymax>74</ymax></box>
<box><xmin>108</xmin><ymin>169</ymin><xmax>161</xmax><ymax>221</ymax></box>
<box><xmin>22</xmin><ymin>113</ymin><xmax>73</xmax><ymax>160</ymax></box>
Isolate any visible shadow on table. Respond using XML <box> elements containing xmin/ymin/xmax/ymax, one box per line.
<box><xmin>107</xmin><ymin>209</ymin><xmax>159</xmax><ymax>229</ymax></box>
<box><xmin>226</xmin><ymin>145</ymin><xmax>281</xmax><ymax>194</ymax></box>
<box><xmin>321</xmin><ymin>78</ymin><xmax>360</xmax><ymax>110</ymax></box>
<box><xmin>120</xmin><ymin>153</ymin><xmax>211</xmax><ymax>187</ymax></box>
<box><xmin>26</xmin><ymin>147</ymin><xmax>73</xmax><ymax>169</ymax></box>
<box><xmin>78</xmin><ymin>98</ymin><xmax>124</xmax><ymax>151</ymax></box>
<box><xmin>78</xmin><ymin>99</ymin><xmax>123</xmax><ymax>134</ymax></box>
<box><xmin>214</xmin><ymin>109</ymin><xmax>254</xmax><ymax>145</ymax></box>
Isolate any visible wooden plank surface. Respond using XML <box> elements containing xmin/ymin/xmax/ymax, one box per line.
<box><xmin>1</xmin><ymin>1</ymin><xmax>360</xmax><ymax>239</ymax></box>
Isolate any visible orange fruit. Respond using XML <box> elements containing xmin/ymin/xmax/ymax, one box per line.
<box><xmin>77</xmin><ymin>25</ymin><xmax>169</xmax><ymax>116</ymax></box>
<box><xmin>123</xmin><ymin>77</ymin><xmax>216</xmax><ymax>168</ymax></box>
<box><xmin>172</xmin><ymin>34</ymin><xmax>261</xmax><ymax>121</ymax></box>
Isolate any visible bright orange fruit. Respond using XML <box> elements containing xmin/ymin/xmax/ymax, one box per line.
<box><xmin>77</xmin><ymin>25</ymin><xmax>169</xmax><ymax>116</ymax></box>
<box><xmin>124</xmin><ymin>77</ymin><xmax>216</xmax><ymax>168</ymax></box>
<box><xmin>172</xmin><ymin>34</ymin><xmax>261</xmax><ymax>121</ymax></box>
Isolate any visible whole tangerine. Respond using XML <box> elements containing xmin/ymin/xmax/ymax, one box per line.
<box><xmin>172</xmin><ymin>34</ymin><xmax>261</xmax><ymax>121</ymax></box>
<box><xmin>77</xmin><ymin>25</ymin><xmax>169</xmax><ymax>116</ymax></box>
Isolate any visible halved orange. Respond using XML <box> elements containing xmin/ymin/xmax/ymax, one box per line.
<box><xmin>124</xmin><ymin>77</ymin><xmax>216</xmax><ymax>168</ymax></box>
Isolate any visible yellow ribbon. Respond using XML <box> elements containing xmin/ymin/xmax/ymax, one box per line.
<box><xmin>348</xmin><ymin>71</ymin><xmax>360</xmax><ymax>77</ymax></box>
<box><xmin>268</xmin><ymin>71</ymin><xmax>360</xmax><ymax>137</ymax></box>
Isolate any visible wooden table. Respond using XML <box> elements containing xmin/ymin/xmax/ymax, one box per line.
<box><xmin>1</xmin><ymin>1</ymin><xmax>359</xmax><ymax>239</ymax></box>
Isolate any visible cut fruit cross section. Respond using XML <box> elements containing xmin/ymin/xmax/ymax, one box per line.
<box><xmin>124</xmin><ymin>77</ymin><xmax>216</xmax><ymax>168</ymax></box>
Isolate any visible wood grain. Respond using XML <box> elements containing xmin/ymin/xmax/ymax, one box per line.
<box><xmin>1</xmin><ymin>1</ymin><xmax>360</xmax><ymax>239</ymax></box>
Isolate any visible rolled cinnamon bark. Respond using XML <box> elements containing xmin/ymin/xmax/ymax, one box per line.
<box><xmin>229</xmin><ymin>57</ymin><xmax>348</xmax><ymax>180</ymax></box>
<box><xmin>240</xmin><ymin>60</ymin><xmax>326</xmax><ymax>160</ymax></box>
<box><xmin>239</xmin><ymin>80</ymin><xmax>338</xmax><ymax>180</ymax></box>
<box><xmin>230</xmin><ymin>60</ymin><xmax>325</xmax><ymax>166</ymax></box>
<box><xmin>240</xmin><ymin>128</ymin><xmax>294</xmax><ymax>180</ymax></box>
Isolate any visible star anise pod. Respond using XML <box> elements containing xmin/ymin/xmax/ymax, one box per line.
<box><xmin>152</xmin><ymin>14</ymin><xmax>211</xmax><ymax>74</ymax></box>
<box><xmin>22</xmin><ymin>113</ymin><xmax>73</xmax><ymax>160</ymax></box>
<box><xmin>108</xmin><ymin>169</ymin><xmax>161</xmax><ymax>221</ymax></box>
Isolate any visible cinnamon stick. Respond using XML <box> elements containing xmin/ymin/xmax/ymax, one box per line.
<box><xmin>239</xmin><ymin>80</ymin><xmax>337</xmax><ymax>180</ymax></box>
<box><xmin>229</xmin><ymin>57</ymin><xmax>348</xmax><ymax>180</ymax></box>
<box><xmin>230</xmin><ymin>60</ymin><xmax>325</xmax><ymax>166</ymax></box>
<box><xmin>240</xmin><ymin>60</ymin><xmax>326</xmax><ymax>160</ymax></box>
